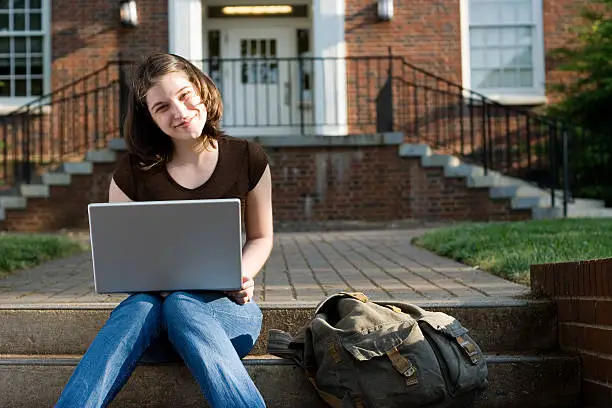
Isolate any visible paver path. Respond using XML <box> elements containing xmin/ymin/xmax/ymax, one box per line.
<box><xmin>0</xmin><ymin>229</ymin><xmax>528</xmax><ymax>306</ymax></box>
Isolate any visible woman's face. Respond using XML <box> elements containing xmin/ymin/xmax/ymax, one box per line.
<box><xmin>145</xmin><ymin>71</ymin><xmax>207</xmax><ymax>141</ymax></box>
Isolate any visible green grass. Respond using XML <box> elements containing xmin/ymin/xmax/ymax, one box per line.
<box><xmin>0</xmin><ymin>234</ymin><xmax>86</xmax><ymax>278</ymax></box>
<box><xmin>412</xmin><ymin>218</ymin><xmax>612</xmax><ymax>286</ymax></box>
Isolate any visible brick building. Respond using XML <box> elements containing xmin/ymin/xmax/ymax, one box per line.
<box><xmin>0</xmin><ymin>1</ymin><xmax>593</xmax><ymax>231</ymax></box>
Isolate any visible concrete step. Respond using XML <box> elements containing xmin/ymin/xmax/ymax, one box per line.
<box><xmin>0</xmin><ymin>353</ymin><xmax>581</xmax><ymax>408</ymax></box>
<box><xmin>0</xmin><ymin>300</ymin><xmax>558</xmax><ymax>355</ymax></box>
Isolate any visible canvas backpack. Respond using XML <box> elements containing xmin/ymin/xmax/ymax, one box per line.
<box><xmin>267</xmin><ymin>292</ymin><xmax>488</xmax><ymax>408</ymax></box>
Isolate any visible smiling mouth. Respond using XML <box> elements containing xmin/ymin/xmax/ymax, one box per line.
<box><xmin>175</xmin><ymin>117</ymin><xmax>194</xmax><ymax>128</ymax></box>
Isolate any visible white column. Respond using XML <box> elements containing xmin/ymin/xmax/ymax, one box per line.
<box><xmin>168</xmin><ymin>0</ymin><xmax>204</xmax><ymax>70</ymax></box>
<box><xmin>312</xmin><ymin>0</ymin><xmax>348</xmax><ymax>136</ymax></box>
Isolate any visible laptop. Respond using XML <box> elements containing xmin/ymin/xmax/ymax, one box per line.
<box><xmin>87</xmin><ymin>198</ymin><xmax>243</xmax><ymax>294</ymax></box>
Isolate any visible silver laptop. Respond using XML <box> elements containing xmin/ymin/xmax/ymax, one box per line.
<box><xmin>87</xmin><ymin>198</ymin><xmax>243</xmax><ymax>294</ymax></box>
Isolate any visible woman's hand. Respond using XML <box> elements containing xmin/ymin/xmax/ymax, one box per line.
<box><xmin>226</xmin><ymin>276</ymin><xmax>255</xmax><ymax>304</ymax></box>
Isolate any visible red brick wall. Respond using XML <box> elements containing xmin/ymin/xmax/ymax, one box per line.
<box><xmin>0</xmin><ymin>143</ymin><xmax>531</xmax><ymax>232</ymax></box>
<box><xmin>531</xmin><ymin>259</ymin><xmax>612</xmax><ymax>407</ymax></box>
<box><xmin>345</xmin><ymin>0</ymin><xmax>589</xmax><ymax>95</ymax></box>
<box><xmin>51</xmin><ymin>0</ymin><xmax>168</xmax><ymax>89</ymax></box>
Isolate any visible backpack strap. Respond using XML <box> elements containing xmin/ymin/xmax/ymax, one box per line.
<box><xmin>267</xmin><ymin>329</ymin><xmax>301</xmax><ymax>361</ymax></box>
<box><xmin>268</xmin><ymin>329</ymin><xmax>347</xmax><ymax>407</ymax></box>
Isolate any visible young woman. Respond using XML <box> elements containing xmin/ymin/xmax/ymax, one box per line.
<box><xmin>55</xmin><ymin>52</ymin><xmax>273</xmax><ymax>408</ymax></box>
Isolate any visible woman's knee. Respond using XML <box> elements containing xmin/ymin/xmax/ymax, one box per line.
<box><xmin>162</xmin><ymin>291</ymin><xmax>199</xmax><ymax>321</ymax></box>
<box><xmin>112</xmin><ymin>293</ymin><xmax>163</xmax><ymax>323</ymax></box>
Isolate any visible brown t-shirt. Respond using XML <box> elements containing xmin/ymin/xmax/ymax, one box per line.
<box><xmin>112</xmin><ymin>135</ymin><xmax>269</xmax><ymax>202</ymax></box>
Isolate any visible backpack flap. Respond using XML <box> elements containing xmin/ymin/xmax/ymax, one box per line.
<box><xmin>327</xmin><ymin>319</ymin><xmax>449</xmax><ymax>407</ymax></box>
<box><xmin>418</xmin><ymin>313</ymin><xmax>489</xmax><ymax>397</ymax></box>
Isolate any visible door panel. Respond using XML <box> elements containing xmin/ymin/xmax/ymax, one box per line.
<box><xmin>221</xmin><ymin>28</ymin><xmax>297</xmax><ymax>135</ymax></box>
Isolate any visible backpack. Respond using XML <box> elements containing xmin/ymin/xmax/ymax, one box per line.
<box><xmin>267</xmin><ymin>292</ymin><xmax>488</xmax><ymax>408</ymax></box>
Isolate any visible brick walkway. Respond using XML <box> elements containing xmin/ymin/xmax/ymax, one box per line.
<box><xmin>0</xmin><ymin>229</ymin><xmax>528</xmax><ymax>306</ymax></box>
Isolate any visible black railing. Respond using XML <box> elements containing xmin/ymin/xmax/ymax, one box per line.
<box><xmin>392</xmin><ymin>58</ymin><xmax>580</xmax><ymax>214</ymax></box>
<box><xmin>194</xmin><ymin>56</ymin><xmax>397</xmax><ymax>133</ymax></box>
<box><xmin>0</xmin><ymin>54</ymin><xmax>601</xmax><ymax>215</ymax></box>
<box><xmin>0</xmin><ymin>60</ymin><xmax>130</xmax><ymax>190</ymax></box>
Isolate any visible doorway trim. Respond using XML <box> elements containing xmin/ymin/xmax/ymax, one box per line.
<box><xmin>168</xmin><ymin>0</ymin><xmax>347</xmax><ymax>136</ymax></box>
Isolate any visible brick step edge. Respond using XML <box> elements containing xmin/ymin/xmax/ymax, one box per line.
<box><xmin>0</xmin><ymin>354</ymin><xmax>581</xmax><ymax>408</ymax></box>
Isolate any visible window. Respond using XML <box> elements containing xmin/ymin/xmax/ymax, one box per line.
<box><xmin>0</xmin><ymin>0</ymin><xmax>49</xmax><ymax>101</ymax></box>
<box><xmin>239</xmin><ymin>38</ymin><xmax>278</xmax><ymax>85</ymax></box>
<box><xmin>461</xmin><ymin>0</ymin><xmax>545</xmax><ymax>102</ymax></box>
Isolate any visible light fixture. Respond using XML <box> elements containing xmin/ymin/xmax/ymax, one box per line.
<box><xmin>221</xmin><ymin>5</ymin><xmax>293</xmax><ymax>15</ymax></box>
<box><xmin>120</xmin><ymin>0</ymin><xmax>138</xmax><ymax>28</ymax></box>
<box><xmin>377</xmin><ymin>0</ymin><xmax>394</xmax><ymax>21</ymax></box>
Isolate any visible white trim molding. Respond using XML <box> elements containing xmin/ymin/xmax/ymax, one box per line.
<box><xmin>460</xmin><ymin>0</ymin><xmax>546</xmax><ymax>105</ymax></box>
<box><xmin>0</xmin><ymin>0</ymin><xmax>51</xmax><ymax>111</ymax></box>
<box><xmin>168</xmin><ymin>0</ymin><xmax>204</xmax><ymax>68</ymax></box>
<box><xmin>312</xmin><ymin>0</ymin><xmax>347</xmax><ymax>135</ymax></box>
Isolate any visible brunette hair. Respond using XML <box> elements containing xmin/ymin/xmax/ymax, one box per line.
<box><xmin>122</xmin><ymin>52</ymin><xmax>224</xmax><ymax>165</ymax></box>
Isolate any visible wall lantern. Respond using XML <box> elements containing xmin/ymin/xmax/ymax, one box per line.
<box><xmin>120</xmin><ymin>0</ymin><xmax>138</xmax><ymax>28</ymax></box>
<box><xmin>377</xmin><ymin>0</ymin><xmax>393</xmax><ymax>21</ymax></box>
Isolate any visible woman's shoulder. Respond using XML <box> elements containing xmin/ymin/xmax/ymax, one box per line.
<box><xmin>219</xmin><ymin>133</ymin><xmax>251</xmax><ymax>151</ymax></box>
<box><xmin>219</xmin><ymin>134</ymin><xmax>267</xmax><ymax>162</ymax></box>
<box><xmin>219</xmin><ymin>134</ymin><xmax>268</xmax><ymax>191</ymax></box>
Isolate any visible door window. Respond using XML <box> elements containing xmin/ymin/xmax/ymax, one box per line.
<box><xmin>240</xmin><ymin>38</ymin><xmax>278</xmax><ymax>85</ymax></box>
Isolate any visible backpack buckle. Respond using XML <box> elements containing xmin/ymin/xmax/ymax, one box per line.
<box><xmin>456</xmin><ymin>335</ymin><xmax>481</xmax><ymax>364</ymax></box>
<box><xmin>386</xmin><ymin>347</ymin><xmax>418</xmax><ymax>386</ymax></box>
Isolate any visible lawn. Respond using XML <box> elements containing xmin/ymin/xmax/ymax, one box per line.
<box><xmin>0</xmin><ymin>233</ymin><xmax>86</xmax><ymax>278</ymax></box>
<box><xmin>412</xmin><ymin>218</ymin><xmax>612</xmax><ymax>286</ymax></box>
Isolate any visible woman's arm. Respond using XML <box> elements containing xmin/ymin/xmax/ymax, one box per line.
<box><xmin>241</xmin><ymin>164</ymin><xmax>274</xmax><ymax>280</ymax></box>
<box><xmin>108</xmin><ymin>178</ymin><xmax>133</xmax><ymax>202</ymax></box>
<box><xmin>227</xmin><ymin>164</ymin><xmax>273</xmax><ymax>304</ymax></box>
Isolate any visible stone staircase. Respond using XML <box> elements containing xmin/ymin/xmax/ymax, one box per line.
<box><xmin>0</xmin><ymin>298</ymin><xmax>584</xmax><ymax>407</ymax></box>
<box><xmin>399</xmin><ymin>144</ymin><xmax>612</xmax><ymax>220</ymax></box>
<box><xmin>1</xmin><ymin>134</ymin><xmax>611</xmax><ymax>232</ymax></box>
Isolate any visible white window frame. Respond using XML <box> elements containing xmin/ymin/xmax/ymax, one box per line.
<box><xmin>0</xmin><ymin>0</ymin><xmax>51</xmax><ymax>114</ymax></box>
<box><xmin>460</xmin><ymin>0</ymin><xmax>546</xmax><ymax>105</ymax></box>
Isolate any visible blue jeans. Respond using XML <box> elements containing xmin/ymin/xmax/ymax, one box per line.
<box><xmin>55</xmin><ymin>291</ymin><xmax>265</xmax><ymax>408</ymax></box>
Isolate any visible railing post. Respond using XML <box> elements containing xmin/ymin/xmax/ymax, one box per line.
<box><xmin>549</xmin><ymin>124</ymin><xmax>556</xmax><ymax>210</ymax></box>
<box><xmin>482</xmin><ymin>101</ymin><xmax>488</xmax><ymax>175</ymax></box>
<box><xmin>22</xmin><ymin>113</ymin><xmax>31</xmax><ymax>184</ymax></box>
<box><xmin>388</xmin><ymin>47</ymin><xmax>394</xmax><ymax>132</ymax></box>
<box><xmin>119</xmin><ymin>60</ymin><xmax>129</xmax><ymax>138</ymax></box>
<box><xmin>563</xmin><ymin>128</ymin><xmax>569</xmax><ymax>218</ymax></box>
<box><xmin>298</xmin><ymin>55</ymin><xmax>305</xmax><ymax>135</ymax></box>
<box><xmin>1</xmin><ymin>118</ymin><xmax>6</xmax><ymax>186</ymax></box>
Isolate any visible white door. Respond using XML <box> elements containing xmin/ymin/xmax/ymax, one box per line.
<box><xmin>221</xmin><ymin>28</ymin><xmax>297</xmax><ymax>136</ymax></box>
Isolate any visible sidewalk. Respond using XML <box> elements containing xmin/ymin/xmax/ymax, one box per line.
<box><xmin>0</xmin><ymin>228</ymin><xmax>529</xmax><ymax>306</ymax></box>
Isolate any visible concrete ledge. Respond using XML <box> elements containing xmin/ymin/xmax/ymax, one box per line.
<box><xmin>398</xmin><ymin>143</ymin><xmax>431</xmax><ymax>157</ymax></box>
<box><xmin>108</xmin><ymin>138</ymin><xmax>127</xmax><ymax>151</ymax></box>
<box><xmin>108</xmin><ymin>132</ymin><xmax>403</xmax><ymax>151</ymax></box>
<box><xmin>63</xmin><ymin>162</ymin><xmax>93</xmax><ymax>175</ymax></box>
<box><xmin>0</xmin><ymin>302</ymin><xmax>558</xmax><ymax>355</ymax></box>
<box><xmin>511</xmin><ymin>196</ymin><xmax>544</xmax><ymax>210</ymax></box>
<box><xmin>86</xmin><ymin>150</ymin><xmax>116</xmax><ymax>163</ymax></box>
<box><xmin>444</xmin><ymin>164</ymin><xmax>483</xmax><ymax>178</ymax></box>
<box><xmin>421</xmin><ymin>154</ymin><xmax>460</xmax><ymax>167</ymax></box>
<box><xmin>42</xmin><ymin>173</ymin><xmax>71</xmax><ymax>186</ymax></box>
<box><xmin>0</xmin><ymin>196</ymin><xmax>27</xmax><ymax>209</ymax></box>
<box><xmin>245</xmin><ymin>132</ymin><xmax>405</xmax><ymax>147</ymax></box>
<box><xmin>19</xmin><ymin>184</ymin><xmax>49</xmax><ymax>198</ymax></box>
<box><xmin>0</xmin><ymin>353</ymin><xmax>581</xmax><ymax>408</ymax></box>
